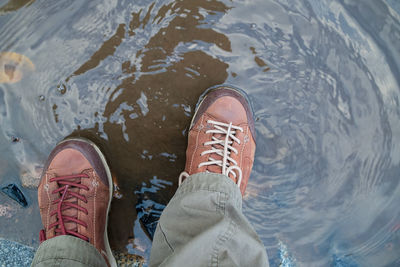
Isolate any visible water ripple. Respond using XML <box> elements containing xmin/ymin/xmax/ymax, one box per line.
<box><xmin>0</xmin><ymin>0</ymin><xmax>399</xmax><ymax>265</ymax></box>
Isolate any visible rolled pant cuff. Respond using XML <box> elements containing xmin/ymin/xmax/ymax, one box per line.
<box><xmin>31</xmin><ymin>235</ymin><xmax>107</xmax><ymax>267</ymax></box>
<box><xmin>178</xmin><ymin>172</ymin><xmax>243</xmax><ymax>210</ymax></box>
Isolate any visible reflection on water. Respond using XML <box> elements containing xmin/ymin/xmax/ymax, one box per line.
<box><xmin>0</xmin><ymin>52</ymin><xmax>35</xmax><ymax>84</ymax></box>
<box><xmin>1</xmin><ymin>0</ymin><xmax>400</xmax><ymax>266</ymax></box>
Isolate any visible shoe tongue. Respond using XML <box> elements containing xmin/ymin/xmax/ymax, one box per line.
<box><xmin>57</xmin><ymin>176</ymin><xmax>81</xmax><ymax>235</ymax></box>
<box><xmin>206</xmin><ymin>133</ymin><xmax>225</xmax><ymax>175</ymax></box>
<box><xmin>205</xmin><ymin>132</ymin><xmax>238</xmax><ymax>182</ymax></box>
<box><xmin>206</xmin><ymin>164</ymin><xmax>222</xmax><ymax>174</ymax></box>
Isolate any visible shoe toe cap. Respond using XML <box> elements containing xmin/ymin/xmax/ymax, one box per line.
<box><xmin>206</xmin><ymin>96</ymin><xmax>247</xmax><ymax>125</ymax></box>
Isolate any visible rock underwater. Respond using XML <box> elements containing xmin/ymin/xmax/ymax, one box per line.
<box><xmin>1</xmin><ymin>183</ymin><xmax>28</xmax><ymax>207</ymax></box>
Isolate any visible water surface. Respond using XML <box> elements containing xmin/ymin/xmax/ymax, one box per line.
<box><xmin>0</xmin><ymin>0</ymin><xmax>400</xmax><ymax>266</ymax></box>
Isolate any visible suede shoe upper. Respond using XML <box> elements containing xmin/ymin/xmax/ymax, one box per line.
<box><xmin>37</xmin><ymin>139</ymin><xmax>116</xmax><ymax>266</ymax></box>
<box><xmin>180</xmin><ymin>86</ymin><xmax>256</xmax><ymax>195</ymax></box>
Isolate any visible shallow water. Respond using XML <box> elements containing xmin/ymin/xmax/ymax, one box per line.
<box><xmin>1</xmin><ymin>0</ymin><xmax>400</xmax><ymax>266</ymax></box>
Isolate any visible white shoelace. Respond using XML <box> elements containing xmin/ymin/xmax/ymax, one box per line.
<box><xmin>179</xmin><ymin>120</ymin><xmax>244</xmax><ymax>187</ymax></box>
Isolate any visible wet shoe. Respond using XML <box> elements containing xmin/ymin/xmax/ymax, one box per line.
<box><xmin>179</xmin><ymin>85</ymin><xmax>256</xmax><ymax>195</ymax></box>
<box><xmin>37</xmin><ymin>138</ymin><xmax>117</xmax><ymax>267</ymax></box>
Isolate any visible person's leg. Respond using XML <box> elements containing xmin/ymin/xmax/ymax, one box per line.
<box><xmin>150</xmin><ymin>85</ymin><xmax>269</xmax><ymax>267</ymax></box>
<box><xmin>31</xmin><ymin>138</ymin><xmax>116</xmax><ymax>267</ymax></box>
<box><xmin>150</xmin><ymin>173</ymin><xmax>268</xmax><ymax>267</ymax></box>
<box><xmin>32</xmin><ymin>236</ymin><xmax>107</xmax><ymax>267</ymax></box>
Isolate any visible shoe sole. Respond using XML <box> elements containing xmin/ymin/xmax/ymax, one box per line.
<box><xmin>58</xmin><ymin>137</ymin><xmax>118</xmax><ymax>267</ymax></box>
<box><xmin>189</xmin><ymin>84</ymin><xmax>255</xmax><ymax>129</ymax></box>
